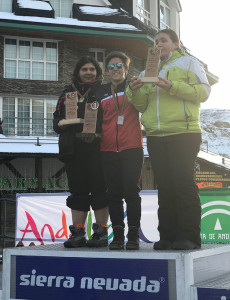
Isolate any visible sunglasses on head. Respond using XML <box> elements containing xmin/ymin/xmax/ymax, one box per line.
<box><xmin>107</xmin><ymin>63</ymin><xmax>124</xmax><ymax>70</ymax></box>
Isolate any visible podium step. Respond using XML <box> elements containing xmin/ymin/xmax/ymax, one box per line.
<box><xmin>2</xmin><ymin>243</ymin><xmax>230</xmax><ymax>300</ymax></box>
<box><xmin>191</xmin><ymin>273</ymin><xmax>230</xmax><ymax>299</ymax></box>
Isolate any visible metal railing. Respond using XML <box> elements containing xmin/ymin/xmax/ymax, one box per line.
<box><xmin>1</xmin><ymin>117</ymin><xmax>57</xmax><ymax>137</ymax></box>
<box><xmin>0</xmin><ymin>198</ymin><xmax>16</xmax><ymax>263</ymax></box>
<box><xmin>136</xmin><ymin>4</ymin><xmax>151</xmax><ymax>26</ymax></box>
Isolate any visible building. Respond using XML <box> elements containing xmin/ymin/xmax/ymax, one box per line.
<box><xmin>0</xmin><ymin>0</ymin><xmax>219</xmax><ymax>197</ymax></box>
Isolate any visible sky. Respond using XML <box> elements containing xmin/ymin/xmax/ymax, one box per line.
<box><xmin>179</xmin><ymin>0</ymin><xmax>229</xmax><ymax>110</ymax></box>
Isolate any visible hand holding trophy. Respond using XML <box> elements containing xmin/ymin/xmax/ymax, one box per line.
<box><xmin>59</xmin><ymin>91</ymin><xmax>83</xmax><ymax>126</ymax></box>
<box><xmin>141</xmin><ymin>46</ymin><xmax>161</xmax><ymax>83</ymax></box>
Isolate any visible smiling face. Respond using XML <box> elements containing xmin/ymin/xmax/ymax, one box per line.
<box><xmin>107</xmin><ymin>57</ymin><xmax>128</xmax><ymax>86</ymax></box>
<box><xmin>155</xmin><ymin>32</ymin><xmax>179</xmax><ymax>60</ymax></box>
<box><xmin>78</xmin><ymin>63</ymin><xmax>97</xmax><ymax>83</ymax></box>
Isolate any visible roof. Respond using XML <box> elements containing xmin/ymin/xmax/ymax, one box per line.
<box><xmin>0</xmin><ymin>136</ymin><xmax>229</xmax><ymax>170</ymax></box>
<box><xmin>0</xmin><ymin>12</ymin><xmax>140</xmax><ymax>32</ymax></box>
<box><xmin>197</xmin><ymin>149</ymin><xmax>230</xmax><ymax>170</ymax></box>
<box><xmin>143</xmin><ymin>138</ymin><xmax>230</xmax><ymax>170</ymax></box>
<box><xmin>16</xmin><ymin>0</ymin><xmax>52</xmax><ymax>11</ymax></box>
<box><xmin>0</xmin><ymin>135</ymin><xmax>58</xmax><ymax>157</ymax></box>
<box><xmin>13</xmin><ymin>0</ymin><xmax>54</xmax><ymax>18</ymax></box>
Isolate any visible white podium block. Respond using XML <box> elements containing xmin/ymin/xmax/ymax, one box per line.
<box><xmin>3</xmin><ymin>244</ymin><xmax>230</xmax><ymax>300</ymax></box>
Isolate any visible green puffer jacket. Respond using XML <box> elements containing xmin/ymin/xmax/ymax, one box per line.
<box><xmin>126</xmin><ymin>50</ymin><xmax>211</xmax><ymax>136</ymax></box>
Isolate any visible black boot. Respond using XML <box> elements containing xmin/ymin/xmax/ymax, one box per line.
<box><xmin>86</xmin><ymin>223</ymin><xmax>108</xmax><ymax>248</ymax></box>
<box><xmin>126</xmin><ymin>226</ymin><xmax>139</xmax><ymax>250</ymax></box>
<box><xmin>64</xmin><ymin>225</ymin><xmax>86</xmax><ymax>248</ymax></box>
<box><xmin>109</xmin><ymin>225</ymin><xmax>124</xmax><ymax>250</ymax></box>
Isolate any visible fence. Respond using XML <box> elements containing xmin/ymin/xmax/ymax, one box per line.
<box><xmin>0</xmin><ymin>198</ymin><xmax>16</xmax><ymax>263</ymax></box>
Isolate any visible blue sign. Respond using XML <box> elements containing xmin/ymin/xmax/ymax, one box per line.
<box><xmin>15</xmin><ymin>255</ymin><xmax>169</xmax><ymax>300</ymax></box>
<box><xmin>198</xmin><ymin>287</ymin><xmax>230</xmax><ymax>299</ymax></box>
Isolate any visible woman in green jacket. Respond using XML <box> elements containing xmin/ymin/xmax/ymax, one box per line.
<box><xmin>127</xmin><ymin>29</ymin><xmax>211</xmax><ymax>250</ymax></box>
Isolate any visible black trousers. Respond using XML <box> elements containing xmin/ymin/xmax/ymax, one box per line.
<box><xmin>147</xmin><ymin>133</ymin><xmax>202</xmax><ymax>246</ymax></box>
<box><xmin>64</xmin><ymin>141</ymin><xmax>108</xmax><ymax>212</ymax></box>
<box><xmin>101</xmin><ymin>148</ymin><xmax>144</xmax><ymax>228</ymax></box>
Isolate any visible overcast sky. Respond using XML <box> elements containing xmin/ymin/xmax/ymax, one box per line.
<box><xmin>179</xmin><ymin>0</ymin><xmax>229</xmax><ymax>110</ymax></box>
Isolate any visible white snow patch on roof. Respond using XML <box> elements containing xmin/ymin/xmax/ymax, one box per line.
<box><xmin>18</xmin><ymin>0</ymin><xmax>52</xmax><ymax>11</ymax></box>
<box><xmin>143</xmin><ymin>137</ymin><xmax>230</xmax><ymax>170</ymax></box>
<box><xmin>80</xmin><ymin>6</ymin><xmax>120</xmax><ymax>16</ymax></box>
<box><xmin>0</xmin><ymin>136</ymin><xmax>230</xmax><ymax>170</ymax></box>
<box><xmin>0</xmin><ymin>136</ymin><xmax>58</xmax><ymax>154</ymax></box>
<box><xmin>0</xmin><ymin>12</ymin><xmax>140</xmax><ymax>31</ymax></box>
<box><xmin>198</xmin><ymin>149</ymin><xmax>230</xmax><ymax>170</ymax></box>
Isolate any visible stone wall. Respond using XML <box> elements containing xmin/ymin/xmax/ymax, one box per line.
<box><xmin>0</xmin><ymin>35</ymin><xmax>145</xmax><ymax>98</ymax></box>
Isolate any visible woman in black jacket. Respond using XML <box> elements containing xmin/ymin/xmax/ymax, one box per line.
<box><xmin>53</xmin><ymin>56</ymin><xmax>108</xmax><ymax>248</ymax></box>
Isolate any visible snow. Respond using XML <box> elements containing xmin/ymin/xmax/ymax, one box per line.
<box><xmin>200</xmin><ymin>109</ymin><xmax>230</xmax><ymax>159</ymax></box>
<box><xmin>143</xmin><ymin>136</ymin><xmax>230</xmax><ymax>170</ymax></box>
<box><xmin>79</xmin><ymin>6</ymin><xmax>120</xmax><ymax>16</ymax></box>
<box><xmin>0</xmin><ymin>12</ymin><xmax>139</xmax><ymax>31</ymax></box>
<box><xmin>17</xmin><ymin>0</ymin><xmax>52</xmax><ymax>11</ymax></box>
<box><xmin>0</xmin><ymin>136</ymin><xmax>58</xmax><ymax>154</ymax></box>
<box><xmin>1</xmin><ymin>135</ymin><xmax>229</xmax><ymax>171</ymax></box>
<box><xmin>198</xmin><ymin>150</ymin><xmax>230</xmax><ymax>170</ymax></box>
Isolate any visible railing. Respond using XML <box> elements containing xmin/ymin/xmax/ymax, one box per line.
<box><xmin>0</xmin><ymin>198</ymin><xmax>16</xmax><ymax>263</ymax></box>
<box><xmin>1</xmin><ymin>117</ymin><xmax>57</xmax><ymax>137</ymax></box>
<box><xmin>136</xmin><ymin>4</ymin><xmax>151</xmax><ymax>25</ymax></box>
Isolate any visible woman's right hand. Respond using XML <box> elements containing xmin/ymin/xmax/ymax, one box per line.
<box><xmin>129</xmin><ymin>76</ymin><xmax>144</xmax><ymax>91</ymax></box>
<box><xmin>58</xmin><ymin>121</ymin><xmax>64</xmax><ymax>128</ymax></box>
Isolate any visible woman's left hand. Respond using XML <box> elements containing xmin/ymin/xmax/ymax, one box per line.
<box><xmin>155</xmin><ymin>77</ymin><xmax>172</xmax><ymax>91</ymax></box>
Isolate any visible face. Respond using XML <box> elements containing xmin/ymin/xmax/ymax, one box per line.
<box><xmin>79</xmin><ymin>63</ymin><xmax>97</xmax><ymax>83</ymax></box>
<box><xmin>107</xmin><ymin>57</ymin><xmax>128</xmax><ymax>85</ymax></box>
<box><xmin>155</xmin><ymin>33</ymin><xmax>179</xmax><ymax>59</ymax></box>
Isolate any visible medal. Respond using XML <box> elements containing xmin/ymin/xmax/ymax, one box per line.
<box><xmin>117</xmin><ymin>115</ymin><xmax>124</xmax><ymax>125</ymax></box>
<box><xmin>72</xmin><ymin>83</ymin><xmax>91</xmax><ymax>102</ymax></box>
<box><xmin>111</xmin><ymin>81</ymin><xmax>128</xmax><ymax>127</ymax></box>
<box><xmin>90</xmin><ymin>101</ymin><xmax>99</xmax><ymax>110</ymax></box>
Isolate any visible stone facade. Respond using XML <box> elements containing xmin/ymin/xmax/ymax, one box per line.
<box><xmin>0</xmin><ymin>35</ymin><xmax>145</xmax><ymax>98</ymax></box>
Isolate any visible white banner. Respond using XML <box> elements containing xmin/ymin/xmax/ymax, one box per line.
<box><xmin>15</xmin><ymin>191</ymin><xmax>159</xmax><ymax>246</ymax></box>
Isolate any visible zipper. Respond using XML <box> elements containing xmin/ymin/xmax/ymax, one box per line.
<box><xmin>166</xmin><ymin>70</ymin><xmax>169</xmax><ymax>80</ymax></box>
<box><xmin>183</xmin><ymin>100</ymin><xmax>189</xmax><ymax>130</ymax></box>
<box><xmin>157</xmin><ymin>87</ymin><xmax>160</xmax><ymax>131</ymax></box>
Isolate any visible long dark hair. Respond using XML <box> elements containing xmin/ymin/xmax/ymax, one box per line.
<box><xmin>72</xmin><ymin>56</ymin><xmax>102</xmax><ymax>83</ymax></box>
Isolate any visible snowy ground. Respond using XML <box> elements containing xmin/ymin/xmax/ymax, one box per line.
<box><xmin>200</xmin><ymin>109</ymin><xmax>230</xmax><ymax>158</ymax></box>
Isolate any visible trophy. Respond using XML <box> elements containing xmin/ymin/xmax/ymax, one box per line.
<box><xmin>76</xmin><ymin>101</ymin><xmax>102</xmax><ymax>138</ymax></box>
<box><xmin>141</xmin><ymin>46</ymin><xmax>161</xmax><ymax>83</ymax></box>
<box><xmin>59</xmin><ymin>92</ymin><xmax>83</xmax><ymax>126</ymax></box>
<box><xmin>59</xmin><ymin>92</ymin><xmax>102</xmax><ymax>139</ymax></box>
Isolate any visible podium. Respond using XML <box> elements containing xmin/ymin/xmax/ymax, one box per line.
<box><xmin>3</xmin><ymin>243</ymin><xmax>230</xmax><ymax>300</ymax></box>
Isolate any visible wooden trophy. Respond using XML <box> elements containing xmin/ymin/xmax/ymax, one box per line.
<box><xmin>141</xmin><ymin>46</ymin><xmax>161</xmax><ymax>83</ymax></box>
<box><xmin>59</xmin><ymin>91</ymin><xmax>84</xmax><ymax>126</ymax></box>
<box><xmin>76</xmin><ymin>101</ymin><xmax>102</xmax><ymax>138</ymax></box>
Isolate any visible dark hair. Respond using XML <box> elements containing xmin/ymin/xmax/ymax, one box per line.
<box><xmin>155</xmin><ymin>29</ymin><xmax>180</xmax><ymax>48</ymax></box>
<box><xmin>105</xmin><ymin>51</ymin><xmax>131</xmax><ymax>69</ymax></box>
<box><xmin>72</xmin><ymin>56</ymin><xmax>102</xmax><ymax>82</ymax></box>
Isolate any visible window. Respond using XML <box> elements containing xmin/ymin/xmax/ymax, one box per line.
<box><xmin>0</xmin><ymin>0</ymin><xmax>12</xmax><ymax>12</ymax></box>
<box><xmin>49</xmin><ymin>0</ymin><xmax>72</xmax><ymax>18</ymax></box>
<box><xmin>2</xmin><ymin>97</ymin><xmax>57</xmax><ymax>137</ymax></box>
<box><xmin>4</xmin><ymin>38</ymin><xmax>58</xmax><ymax>81</ymax></box>
<box><xmin>89</xmin><ymin>48</ymin><xmax>105</xmax><ymax>69</ymax></box>
<box><xmin>160</xmin><ymin>1</ymin><xmax>171</xmax><ymax>29</ymax></box>
<box><xmin>136</xmin><ymin>0</ymin><xmax>151</xmax><ymax>25</ymax></box>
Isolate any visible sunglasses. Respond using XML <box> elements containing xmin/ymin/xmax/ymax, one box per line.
<box><xmin>107</xmin><ymin>63</ymin><xmax>124</xmax><ymax>70</ymax></box>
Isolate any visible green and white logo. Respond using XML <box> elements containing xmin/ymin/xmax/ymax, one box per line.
<box><xmin>201</xmin><ymin>191</ymin><xmax>230</xmax><ymax>243</ymax></box>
